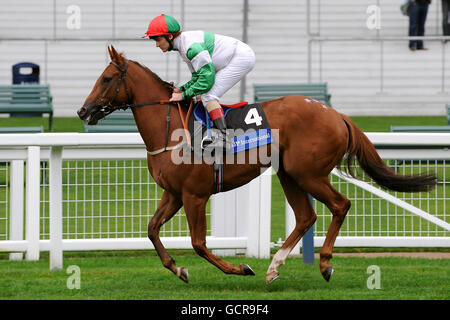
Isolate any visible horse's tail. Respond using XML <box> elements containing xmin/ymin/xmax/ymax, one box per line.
<box><xmin>339</xmin><ymin>114</ymin><xmax>437</xmax><ymax>192</ymax></box>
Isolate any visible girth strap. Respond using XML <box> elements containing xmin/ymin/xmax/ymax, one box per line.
<box><xmin>213</xmin><ymin>162</ymin><xmax>223</xmax><ymax>193</ymax></box>
<box><xmin>147</xmin><ymin>141</ymin><xmax>187</xmax><ymax>156</ymax></box>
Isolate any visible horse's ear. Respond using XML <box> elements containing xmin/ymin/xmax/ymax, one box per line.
<box><xmin>111</xmin><ymin>45</ymin><xmax>119</xmax><ymax>57</ymax></box>
<box><xmin>108</xmin><ymin>45</ymin><xmax>125</xmax><ymax>65</ymax></box>
<box><xmin>108</xmin><ymin>45</ymin><xmax>119</xmax><ymax>62</ymax></box>
<box><xmin>107</xmin><ymin>45</ymin><xmax>114</xmax><ymax>61</ymax></box>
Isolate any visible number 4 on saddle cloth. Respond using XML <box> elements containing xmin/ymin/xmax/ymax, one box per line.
<box><xmin>187</xmin><ymin>101</ymin><xmax>273</xmax><ymax>156</ymax></box>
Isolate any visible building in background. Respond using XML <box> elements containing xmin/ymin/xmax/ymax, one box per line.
<box><xmin>0</xmin><ymin>0</ymin><xmax>448</xmax><ymax>116</ymax></box>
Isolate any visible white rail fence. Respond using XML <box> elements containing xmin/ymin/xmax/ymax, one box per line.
<box><xmin>0</xmin><ymin>133</ymin><xmax>449</xmax><ymax>270</ymax></box>
<box><xmin>284</xmin><ymin>133</ymin><xmax>450</xmax><ymax>254</ymax></box>
<box><xmin>0</xmin><ymin>133</ymin><xmax>271</xmax><ymax>270</ymax></box>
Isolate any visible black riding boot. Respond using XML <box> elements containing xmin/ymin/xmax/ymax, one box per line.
<box><xmin>213</xmin><ymin>117</ymin><xmax>227</xmax><ymax>135</ymax></box>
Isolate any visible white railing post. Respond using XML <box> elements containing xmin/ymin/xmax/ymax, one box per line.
<box><xmin>25</xmin><ymin>146</ymin><xmax>40</xmax><ymax>261</ymax></box>
<box><xmin>246</xmin><ymin>179</ymin><xmax>259</xmax><ymax>258</ymax></box>
<box><xmin>258</xmin><ymin>170</ymin><xmax>272</xmax><ymax>258</ymax></box>
<box><xmin>211</xmin><ymin>190</ymin><xmax>238</xmax><ymax>257</ymax></box>
<box><xmin>211</xmin><ymin>184</ymin><xmax>250</xmax><ymax>257</ymax></box>
<box><xmin>235</xmin><ymin>184</ymin><xmax>249</xmax><ymax>255</ymax></box>
<box><xmin>49</xmin><ymin>146</ymin><xmax>63</xmax><ymax>270</ymax></box>
<box><xmin>9</xmin><ymin>160</ymin><xmax>24</xmax><ymax>261</ymax></box>
<box><xmin>246</xmin><ymin>169</ymin><xmax>272</xmax><ymax>258</ymax></box>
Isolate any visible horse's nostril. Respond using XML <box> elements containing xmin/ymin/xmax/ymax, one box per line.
<box><xmin>77</xmin><ymin>106</ymin><xmax>88</xmax><ymax>119</ymax></box>
<box><xmin>78</xmin><ymin>107</ymin><xmax>86</xmax><ymax>115</ymax></box>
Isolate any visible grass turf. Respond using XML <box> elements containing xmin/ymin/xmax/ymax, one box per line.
<box><xmin>0</xmin><ymin>115</ymin><xmax>446</xmax><ymax>133</ymax></box>
<box><xmin>0</xmin><ymin>250</ymin><xmax>448</xmax><ymax>300</ymax></box>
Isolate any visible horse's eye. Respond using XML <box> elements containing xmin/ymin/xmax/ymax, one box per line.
<box><xmin>103</xmin><ymin>77</ymin><xmax>112</xmax><ymax>84</ymax></box>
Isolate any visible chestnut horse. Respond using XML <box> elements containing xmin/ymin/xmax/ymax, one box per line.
<box><xmin>78</xmin><ymin>46</ymin><xmax>436</xmax><ymax>284</ymax></box>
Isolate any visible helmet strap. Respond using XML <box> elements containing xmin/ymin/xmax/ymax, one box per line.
<box><xmin>163</xmin><ymin>35</ymin><xmax>174</xmax><ymax>51</ymax></box>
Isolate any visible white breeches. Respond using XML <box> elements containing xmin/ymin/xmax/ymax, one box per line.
<box><xmin>201</xmin><ymin>42</ymin><xmax>255</xmax><ymax>106</ymax></box>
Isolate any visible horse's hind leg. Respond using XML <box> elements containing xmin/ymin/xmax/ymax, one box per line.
<box><xmin>148</xmin><ymin>191</ymin><xmax>188</xmax><ymax>282</ymax></box>
<box><xmin>300</xmin><ymin>176</ymin><xmax>351</xmax><ymax>281</ymax></box>
<box><xmin>182</xmin><ymin>193</ymin><xmax>255</xmax><ymax>277</ymax></box>
<box><xmin>266</xmin><ymin>171</ymin><xmax>317</xmax><ymax>284</ymax></box>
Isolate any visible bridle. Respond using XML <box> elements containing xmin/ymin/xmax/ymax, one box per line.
<box><xmin>99</xmin><ymin>60</ymin><xmax>131</xmax><ymax>116</ymax></box>
<box><xmin>99</xmin><ymin>59</ymin><xmax>192</xmax><ymax>156</ymax></box>
<box><xmin>99</xmin><ymin>59</ymin><xmax>171</xmax><ymax>116</ymax></box>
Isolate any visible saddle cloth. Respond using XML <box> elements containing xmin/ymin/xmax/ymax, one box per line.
<box><xmin>188</xmin><ymin>101</ymin><xmax>273</xmax><ymax>155</ymax></box>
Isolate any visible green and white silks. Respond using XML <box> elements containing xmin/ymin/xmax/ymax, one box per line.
<box><xmin>174</xmin><ymin>30</ymin><xmax>255</xmax><ymax>105</ymax></box>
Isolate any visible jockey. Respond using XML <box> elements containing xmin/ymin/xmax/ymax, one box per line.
<box><xmin>143</xmin><ymin>14</ymin><xmax>256</xmax><ymax>149</ymax></box>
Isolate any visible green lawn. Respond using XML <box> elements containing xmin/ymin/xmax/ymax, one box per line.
<box><xmin>0</xmin><ymin>250</ymin><xmax>448</xmax><ymax>300</ymax></box>
<box><xmin>350</xmin><ymin>116</ymin><xmax>448</xmax><ymax>132</ymax></box>
<box><xmin>0</xmin><ymin>116</ymin><xmax>84</xmax><ymax>133</ymax></box>
<box><xmin>0</xmin><ymin>115</ymin><xmax>446</xmax><ymax>133</ymax></box>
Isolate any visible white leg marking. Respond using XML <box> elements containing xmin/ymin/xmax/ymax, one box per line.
<box><xmin>267</xmin><ymin>248</ymin><xmax>290</xmax><ymax>275</ymax></box>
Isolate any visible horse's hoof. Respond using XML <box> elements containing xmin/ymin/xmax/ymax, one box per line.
<box><xmin>266</xmin><ymin>272</ymin><xmax>279</xmax><ymax>285</ymax></box>
<box><xmin>241</xmin><ymin>264</ymin><xmax>255</xmax><ymax>276</ymax></box>
<box><xmin>322</xmin><ymin>267</ymin><xmax>334</xmax><ymax>282</ymax></box>
<box><xmin>177</xmin><ymin>267</ymin><xmax>189</xmax><ymax>283</ymax></box>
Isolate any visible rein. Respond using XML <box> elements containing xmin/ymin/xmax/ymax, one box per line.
<box><xmin>105</xmin><ymin>59</ymin><xmax>192</xmax><ymax>156</ymax></box>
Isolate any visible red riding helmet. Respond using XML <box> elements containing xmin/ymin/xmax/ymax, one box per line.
<box><xmin>142</xmin><ymin>14</ymin><xmax>181</xmax><ymax>38</ymax></box>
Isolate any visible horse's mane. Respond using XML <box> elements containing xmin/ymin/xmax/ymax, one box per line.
<box><xmin>115</xmin><ymin>51</ymin><xmax>191</xmax><ymax>109</ymax></box>
<box><xmin>129</xmin><ymin>59</ymin><xmax>174</xmax><ymax>94</ymax></box>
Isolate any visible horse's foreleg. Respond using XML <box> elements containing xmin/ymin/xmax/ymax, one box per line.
<box><xmin>266</xmin><ymin>171</ymin><xmax>317</xmax><ymax>284</ymax></box>
<box><xmin>147</xmin><ymin>191</ymin><xmax>187</xmax><ymax>282</ymax></box>
<box><xmin>182</xmin><ymin>193</ymin><xmax>255</xmax><ymax>277</ymax></box>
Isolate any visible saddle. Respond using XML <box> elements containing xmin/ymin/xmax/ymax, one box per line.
<box><xmin>188</xmin><ymin>101</ymin><xmax>273</xmax><ymax>156</ymax></box>
<box><xmin>174</xmin><ymin>100</ymin><xmax>273</xmax><ymax>194</ymax></box>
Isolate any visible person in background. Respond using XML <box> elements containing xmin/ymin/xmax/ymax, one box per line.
<box><xmin>442</xmin><ymin>0</ymin><xmax>450</xmax><ymax>39</ymax></box>
<box><xmin>408</xmin><ymin>0</ymin><xmax>431</xmax><ymax>51</ymax></box>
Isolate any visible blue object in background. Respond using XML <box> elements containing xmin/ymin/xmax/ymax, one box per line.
<box><xmin>12</xmin><ymin>62</ymin><xmax>40</xmax><ymax>84</ymax></box>
<box><xmin>11</xmin><ymin>62</ymin><xmax>41</xmax><ymax>117</ymax></box>
<box><xmin>302</xmin><ymin>195</ymin><xmax>315</xmax><ymax>265</ymax></box>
